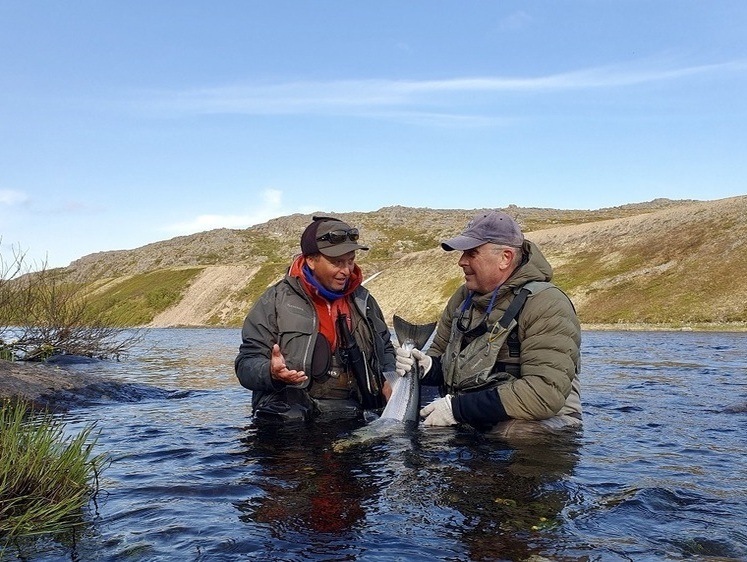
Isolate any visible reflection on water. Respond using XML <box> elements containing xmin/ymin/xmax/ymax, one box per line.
<box><xmin>236</xmin><ymin>422</ymin><xmax>376</xmax><ymax>558</ymax></box>
<box><xmin>233</xmin><ymin>422</ymin><xmax>583</xmax><ymax>562</ymax></box>
<box><xmin>405</xmin><ymin>431</ymin><xmax>583</xmax><ymax>562</ymax></box>
<box><xmin>4</xmin><ymin>328</ymin><xmax>747</xmax><ymax>561</ymax></box>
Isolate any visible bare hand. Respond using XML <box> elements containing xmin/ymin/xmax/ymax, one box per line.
<box><xmin>382</xmin><ymin>379</ymin><xmax>392</xmax><ymax>402</ymax></box>
<box><xmin>270</xmin><ymin>344</ymin><xmax>307</xmax><ymax>385</ymax></box>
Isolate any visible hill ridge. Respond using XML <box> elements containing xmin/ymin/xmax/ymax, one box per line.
<box><xmin>55</xmin><ymin>196</ymin><xmax>747</xmax><ymax>328</ymax></box>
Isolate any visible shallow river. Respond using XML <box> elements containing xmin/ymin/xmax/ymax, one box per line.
<box><xmin>7</xmin><ymin>328</ymin><xmax>747</xmax><ymax>561</ymax></box>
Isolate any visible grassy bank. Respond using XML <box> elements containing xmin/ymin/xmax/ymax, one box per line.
<box><xmin>0</xmin><ymin>400</ymin><xmax>106</xmax><ymax>550</ymax></box>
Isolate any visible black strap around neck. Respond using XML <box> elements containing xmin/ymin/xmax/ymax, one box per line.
<box><xmin>498</xmin><ymin>287</ymin><xmax>531</xmax><ymax>329</ymax></box>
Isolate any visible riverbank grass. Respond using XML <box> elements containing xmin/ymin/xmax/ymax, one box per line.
<box><xmin>0</xmin><ymin>400</ymin><xmax>106</xmax><ymax>545</ymax></box>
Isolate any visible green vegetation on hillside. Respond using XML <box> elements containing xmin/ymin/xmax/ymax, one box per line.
<box><xmin>551</xmin><ymin>212</ymin><xmax>747</xmax><ymax>324</ymax></box>
<box><xmin>42</xmin><ymin>198</ymin><xmax>747</xmax><ymax>328</ymax></box>
<box><xmin>366</xmin><ymin>226</ymin><xmax>437</xmax><ymax>259</ymax></box>
<box><xmin>224</xmin><ymin>262</ymin><xmax>289</xmax><ymax>326</ymax></box>
<box><xmin>1</xmin><ymin>253</ymin><xmax>143</xmax><ymax>359</ymax></box>
<box><xmin>84</xmin><ymin>268</ymin><xmax>203</xmax><ymax>326</ymax></box>
<box><xmin>246</xmin><ymin>238</ymin><xmax>292</xmax><ymax>263</ymax></box>
<box><xmin>410</xmin><ymin>275</ymin><xmax>463</xmax><ymax>321</ymax></box>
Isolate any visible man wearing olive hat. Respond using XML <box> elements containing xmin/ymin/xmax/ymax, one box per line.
<box><xmin>395</xmin><ymin>210</ymin><xmax>582</xmax><ymax>437</ymax></box>
<box><xmin>235</xmin><ymin>216</ymin><xmax>395</xmax><ymax>423</ymax></box>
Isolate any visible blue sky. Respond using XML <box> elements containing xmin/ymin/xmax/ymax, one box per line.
<box><xmin>1</xmin><ymin>2</ymin><xmax>746</xmax><ymax>268</ymax></box>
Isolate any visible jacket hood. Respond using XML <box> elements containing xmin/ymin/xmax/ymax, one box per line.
<box><xmin>506</xmin><ymin>240</ymin><xmax>553</xmax><ymax>289</ymax></box>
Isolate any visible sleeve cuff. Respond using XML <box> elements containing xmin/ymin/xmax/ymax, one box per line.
<box><xmin>452</xmin><ymin>389</ymin><xmax>510</xmax><ymax>429</ymax></box>
<box><xmin>421</xmin><ymin>356</ymin><xmax>443</xmax><ymax>385</ymax></box>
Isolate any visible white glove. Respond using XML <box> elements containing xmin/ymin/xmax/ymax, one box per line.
<box><xmin>420</xmin><ymin>395</ymin><xmax>457</xmax><ymax>426</ymax></box>
<box><xmin>395</xmin><ymin>346</ymin><xmax>433</xmax><ymax>377</ymax></box>
<box><xmin>395</xmin><ymin>346</ymin><xmax>414</xmax><ymax>376</ymax></box>
<box><xmin>411</xmin><ymin>348</ymin><xmax>432</xmax><ymax>377</ymax></box>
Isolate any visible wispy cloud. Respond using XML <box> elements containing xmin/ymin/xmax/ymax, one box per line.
<box><xmin>367</xmin><ymin>110</ymin><xmax>512</xmax><ymax>128</ymax></box>
<box><xmin>162</xmin><ymin>188</ymin><xmax>284</xmax><ymax>235</ymax></box>
<box><xmin>499</xmin><ymin>10</ymin><xmax>533</xmax><ymax>31</ymax></box>
<box><xmin>142</xmin><ymin>58</ymin><xmax>747</xmax><ymax>119</ymax></box>
<box><xmin>0</xmin><ymin>190</ymin><xmax>28</xmax><ymax>206</ymax></box>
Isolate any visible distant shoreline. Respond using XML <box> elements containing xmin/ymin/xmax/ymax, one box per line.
<box><xmin>581</xmin><ymin>322</ymin><xmax>747</xmax><ymax>333</ymax></box>
<box><xmin>2</xmin><ymin>321</ymin><xmax>746</xmax><ymax>407</ymax></box>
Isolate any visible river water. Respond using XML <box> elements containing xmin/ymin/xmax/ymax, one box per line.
<box><xmin>5</xmin><ymin>328</ymin><xmax>747</xmax><ymax>561</ymax></box>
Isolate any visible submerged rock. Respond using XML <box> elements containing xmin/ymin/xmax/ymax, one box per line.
<box><xmin>44</xmin><ymin>353</ymin><xmax>103</xmax><ymax>365</ymax></box>
<box><xmin>0</xmin><ymin>359</ymin><xmax>178</xmax><ymax>412</ymax></box>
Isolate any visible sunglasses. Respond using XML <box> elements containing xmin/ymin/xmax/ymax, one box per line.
<box><xmin>316</xmin><ymin>228</ymin><xmax>359</xmax><ymax>245</ymax></box>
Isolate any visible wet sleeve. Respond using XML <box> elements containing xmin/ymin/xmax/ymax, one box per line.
<box><xmin>452</xmin><ymin>389</ymin><xmax>510</xmax><ymax>429</ymax></box>
<box><xmin>235</xmin><ymin>289</ymin><xmax>281</xmax><ymax>392</ymax></box>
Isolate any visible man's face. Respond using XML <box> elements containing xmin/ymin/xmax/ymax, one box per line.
<box><xmin>306</xmin><ymin>251</ymin><xmax>356</xmax><ymax>292</ymax></box>
<box><xmin>457</xmin><ymin>243</ymin><xmax>514</xmax><ymax>294</ymax></box>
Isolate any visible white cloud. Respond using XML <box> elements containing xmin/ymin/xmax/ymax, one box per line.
<box><xmin>499</xmin><ymin>11</ymin><xmax>533</xmax><ymax>31</ymax></box>
<box><xmin>0</xmin><ymin>190</ymin><xmax>28</xmax><ymax>206</ymax></box>
<box><xmin>162</xmin><ymin>188</ymin><xmax>284</xmax><ymax>235</ymax></box>
<box><xmin>142</xmin><ymin>58</ymin><xmax>747</xmax><ymax>118</ymax></box>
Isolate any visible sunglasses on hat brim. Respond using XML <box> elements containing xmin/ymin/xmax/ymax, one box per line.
<box><xmin>316</xmin><ymin>228</ymin><xmax>360</xmax><ymax>245</ymax></box>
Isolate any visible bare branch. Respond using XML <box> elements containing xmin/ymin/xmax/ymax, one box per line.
<box><xmin>1</xmin><ymin>246</ymin><xmax>142</xmax><ymax>361</ymax></box>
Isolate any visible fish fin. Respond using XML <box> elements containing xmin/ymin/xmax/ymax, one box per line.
<box><xmin>393</xmin><ymin>315</ymin><xmax>437</xmax><ymax>350</ymax></box>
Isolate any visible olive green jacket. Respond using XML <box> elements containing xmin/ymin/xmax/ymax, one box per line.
<box><xmin>429</xmin><ymin>240</ymin><xmax>582</xmax><ymax>421</ymax></box>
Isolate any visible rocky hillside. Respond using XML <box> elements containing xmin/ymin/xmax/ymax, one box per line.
<box><xmin>55</xmin><ymin>196</ymin><xmax>747</xmax><ymax>329</ymax></box>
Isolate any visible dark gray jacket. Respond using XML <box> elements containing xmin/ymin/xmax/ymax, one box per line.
<box><xmin>235</xmin><ymin>274</ymin><xmax>395</xmax><ymax>417</ymax></box>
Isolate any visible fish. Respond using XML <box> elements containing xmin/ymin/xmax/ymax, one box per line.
<box><xmin>332</xmin><ymin>315</ymin><xmax>436</xmax><ymax>452</ymax></box>
<box><xmin>331</xmin><ymin>369</ymin><xmax>420</xmax><ymax>451</ymax></box>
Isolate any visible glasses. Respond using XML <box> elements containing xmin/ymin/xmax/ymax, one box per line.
<box><xmin>316</xmin><ymin>228</ymin><xmax>359</xmax><ymax>245</ymax></box>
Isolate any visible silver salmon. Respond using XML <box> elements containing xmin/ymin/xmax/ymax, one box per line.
<box><xmin>332</xmin><ymin>369</ymin><xmax>420</xmax><ymax>451</ymax></box>
<box><xmin>332</xmin><ymin>316</ymin><xmax>435</xmax><ymax>452</ymax></box>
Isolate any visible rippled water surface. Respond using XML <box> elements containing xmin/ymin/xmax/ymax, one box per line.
<box><xmin>6</xmin><ymin>329</ymin><xmax>747</xmax><ymax>561</ymax></box>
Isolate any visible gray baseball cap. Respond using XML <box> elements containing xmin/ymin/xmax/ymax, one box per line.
<box><xmin>441</xmin><ymin>211</ymin><xmax>524</xmax><ymax>251</ymax></box>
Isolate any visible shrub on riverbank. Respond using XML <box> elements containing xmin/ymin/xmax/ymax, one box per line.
<box><xmin>1</xmin><ymin>247</ymin><xmax>143</xmax><ymax>360</ymax></box>
<box><xmin>0</xmin><ymin>400</ymin><xmax>106</xmax><ymax>547</ymax></box>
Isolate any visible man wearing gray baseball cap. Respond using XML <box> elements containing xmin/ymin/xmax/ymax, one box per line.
<box><xmin>236</xmin><ymin>215</ymin><xmax>395</xmax><ymax>424</ymax></box>
<box><xmin>395</xmin><ymin>210</ymin><xmax>582</xmax><ymax>438</ymax></box>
